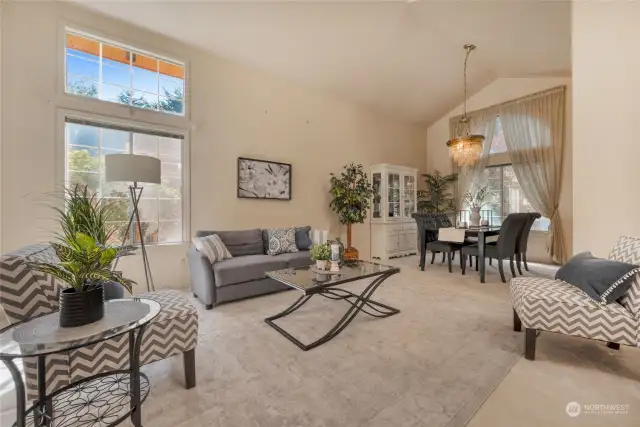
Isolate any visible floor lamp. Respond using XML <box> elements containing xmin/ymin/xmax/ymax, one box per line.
<box><xmin>105</xmin><ymin>154</ymin><xmax>161</xmax><ymax>292</ymax></box>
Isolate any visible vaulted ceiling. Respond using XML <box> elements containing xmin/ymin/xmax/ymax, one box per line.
<box><xmin>78</xmin><ymin>0</ymin><xmax>571</xmax><ymax>125</ymax></box>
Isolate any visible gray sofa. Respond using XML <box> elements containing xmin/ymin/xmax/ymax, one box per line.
<box><xmin>188</xmin><ymin>228</ymin><xmax>313</xmax><ymax>309</ymax></box>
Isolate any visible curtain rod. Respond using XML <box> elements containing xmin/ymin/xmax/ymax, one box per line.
<box><xmin>450</xmin><ymin>85</ymin><xmax>566</xmax><ymax>122</ymax></box>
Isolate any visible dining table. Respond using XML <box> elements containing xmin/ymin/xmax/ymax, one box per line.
<box><xmin>417</xmin><ymin>225</ymin><xmax>502</xmax><ymax>283</ymax></box>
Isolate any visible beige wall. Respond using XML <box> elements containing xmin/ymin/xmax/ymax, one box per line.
<box><xmin>572</xmin><ymin>1</ymin><xmax>640</xmax><ymax>257</ymax></box>
<box><xmin>425</xmin><ymin>77</ymin><xmax>573</xmax><ymax>263</ymax></box>
<box><xmin>0</xmin><ymin>2</ymin><xmax>426</xmax><ymax>289</ymax></box>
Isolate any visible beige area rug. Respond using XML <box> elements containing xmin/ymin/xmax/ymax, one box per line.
<box><xmin>138</xmin><ymin>257</ymin><xmax>527</xmax><ymax>427</ymax></box>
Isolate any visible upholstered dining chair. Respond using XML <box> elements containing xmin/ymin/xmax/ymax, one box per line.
<box><xmin>426</xmin><ymin>228</ymin><xmax>468</xmax><ymax>273</ymax></box>
<box><xmin>515</xmin><ymin>213</ymin><xmax>542</xmax><ymax>274</ymax></box>
<box><xmin>461</xmin><ymin>213</ymin><xmax>529</xmax><ymax>283</ymax></box>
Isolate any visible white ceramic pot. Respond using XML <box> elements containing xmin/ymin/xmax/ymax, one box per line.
<box><xmin>470</xmin><ymin>207</ymin><xmax>481</xmax><ymax>227</ymax></box>
<box><xmin>316</xmin><ymin>260</ymin><xmax>328</xmax><ymax>270</ymax></box>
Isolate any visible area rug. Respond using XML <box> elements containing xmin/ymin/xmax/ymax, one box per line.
<box><xmin>133</xmin><ymin>257</ymin><xmax>525</xmax><ymax>427</ymax></box>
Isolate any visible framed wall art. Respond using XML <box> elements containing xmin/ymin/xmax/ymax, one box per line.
<box><xmin>237</xmin><ymin>157</ymin><xmax>292</xmax><ymax>200</ymax></box>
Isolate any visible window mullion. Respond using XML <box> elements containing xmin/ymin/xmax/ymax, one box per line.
<box><xmin>98</xmin><ymin>42</ymin><xmax>103</xmax><ymax>100</ymax></box>
<box><xmin>500</xmin><ymin>166</ymin><xmax>505</xmax><ymax>222</ymax></box>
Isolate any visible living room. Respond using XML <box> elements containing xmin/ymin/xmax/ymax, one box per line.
<box><xmin>1</xmin><ymin>1</ymin><xmax>639</xmax><ymax>427</ymax></box>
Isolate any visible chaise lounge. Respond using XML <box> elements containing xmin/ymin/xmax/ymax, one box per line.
<box><xmin>511</xmin><ymin>236</ymin><xmax>640</xmax><ymax>360</ymax></box>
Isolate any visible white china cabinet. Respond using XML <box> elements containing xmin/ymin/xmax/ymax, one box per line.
<box><xmin>370</xmin><ymin>164</ymin><xmax>418</xmax><ymax>260</ymax></box>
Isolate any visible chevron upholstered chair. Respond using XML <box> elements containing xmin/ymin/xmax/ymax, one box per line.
<box><xmin>0</xmin><ymin>244</ymin><xmax>198</xmax><ymax>400</ymax></box>
<box><xmin>511</xmin><ymin>236</ymin><xmax>640</xmax><ymax>360</ymax></box>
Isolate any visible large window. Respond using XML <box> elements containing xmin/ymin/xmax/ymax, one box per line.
<box><xmin>481</xmin><ymin>165</ymin><xmax>550</xmax><ymax>231</ymax></box>
<box><xmin>65</xmin><ymin>118</ymin><xmax>186</xmax><ymax>244</ymax></box>
<box><xmin>65</xmin><ymin>30</ymin><xmax>185</xmax><ymax>116</ymax></box>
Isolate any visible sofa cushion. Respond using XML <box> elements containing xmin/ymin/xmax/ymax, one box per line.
<box><xmin>196</xmin><ymin>229</ymin><xmax>263</xmax><ymax>256</ymax></box>
<box><xmin>295</xmin><ymin>226</ymin><xmax>313</xmax><ymax>250</ymax></box>
<box><xmin>265</xmin><ymin>228</ymin><xmax>299</xmax><ymax>255</ymax></box>
<box><xmin>279</xmin><ymin>251</ymin><xmax>313</xmax><ymax>269</ymax></box>
<box><xmin>191</xmin><ymin>234</ymin><xmax>232</xmax><ymax>264</ymax></box>
<box><xmin>213</xmin><ymin>255</ymin><xmax>288</xmax><ymax>287</ymax></box>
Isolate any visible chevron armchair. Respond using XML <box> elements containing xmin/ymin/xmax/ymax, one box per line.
<box><xmin>511</xmin><ymin>236</ymin><xmax>640</xmax><ymax>360</ymax></box>
<box><xmin>0</xmin><ymin>244</ymin><xmax>199</xmax><ymax>400</ymax></box>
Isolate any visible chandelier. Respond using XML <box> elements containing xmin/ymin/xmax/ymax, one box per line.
<box><xmin>446</xmin><ymin>44</ymin><xmax>484</xmax><ymax>168</ymax></box>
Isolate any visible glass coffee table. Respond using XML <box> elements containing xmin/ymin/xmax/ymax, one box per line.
<box><xmin>265</xmin><ymin>260</ymin><xmax>400</xmax><ymax>351</ymax></box>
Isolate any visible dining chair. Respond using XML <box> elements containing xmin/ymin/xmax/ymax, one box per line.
<box><xmin>426</xmin><ymin>227</ymin><xmax>467</xmax><ymax>273</ymax></box>
<box><xmin>461</xmin><ymin>213</ymin><xmax>529</xmax><ymax>283</ymax></box>
<box><xmin>515</xmin><ymin>212</ymin><xmax>542</xmax><ymax>274</ymax></box>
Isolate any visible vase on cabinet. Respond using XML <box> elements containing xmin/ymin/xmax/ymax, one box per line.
<box><xmin>470</xmin><ymin>207</ymin><xmax>481</xmax><ymax>227</ymax></box>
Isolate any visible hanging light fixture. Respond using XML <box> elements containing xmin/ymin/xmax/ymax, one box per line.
<box><xmin>446</xmin><ymin>44</ymin><xmax>484</xmax><ymax>168</ymax></box>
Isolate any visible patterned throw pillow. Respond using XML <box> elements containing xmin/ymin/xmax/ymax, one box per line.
<box><xmin>266</xmin><ymin>228</ymin><xmax>299</xmax><ymax>256</ymax></box>
<box><xmin>192</xmin><ymin>234</ymin><xmax>232</xmax><ymax>264</ymax></box>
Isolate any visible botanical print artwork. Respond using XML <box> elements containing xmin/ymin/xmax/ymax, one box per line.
<box><xmin>238</xmin><ymin>158</ymin><xmax>291</xmax><ymax>200</ymax></box>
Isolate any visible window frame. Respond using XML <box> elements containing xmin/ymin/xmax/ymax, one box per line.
<box><xmin>482</xmin><ymin>163</ymin><xmax>548</xmax><ymax>234</ymax></box>
<box><xmin>57</xmin><ymin>109</ymin><xmax>191</xmax><ymax>245</ymax></box>
<box><xmin>60</xmin><ymin>24</ymin><xmax>189</xmax><ymax>119</ymax></box>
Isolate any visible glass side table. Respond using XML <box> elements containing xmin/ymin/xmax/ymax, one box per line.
<box><xmin>0</xmin><ymin>298</ymin><xmax>160</xmax><ymax>427</ymax></box>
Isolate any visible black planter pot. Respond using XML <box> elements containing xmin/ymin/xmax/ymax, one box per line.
<box><xmin>59</xmin><ymin>285</ymin><xmax>105</xmax><ymax>328</ymax></box>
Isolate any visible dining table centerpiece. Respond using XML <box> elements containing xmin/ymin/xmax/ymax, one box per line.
<box><xmin>463</xmin><ymin>185</ymin><xmax>490</xmax><ymax>227</ymax></box>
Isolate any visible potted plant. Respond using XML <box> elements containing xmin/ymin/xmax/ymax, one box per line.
<box><xmin>329</xmin><ymin>164</ymin><xmax>374</xmax><ymax>260</ymax></box>
<box><xmin>417</xmin><ymin>170</ymin><xmax>458</xmax><ymax>213</ymax></box>
<box><xmin>59</xmin><ymin>184</ymin><xmax>134</xmax><ymax>299</ymax></box>
<box><xmin>310</xmin><ymin>243</ymin><xmax>331</xmax><ymax>270</ymax></box>
<box><xmin>462</xmin><ymin>185</ymin><xmax>490</xmax><ymax>227</ymax></box>
<box><xmin>27</xmin><ymin>232</ymin><xmax>136</xmax><ymax>327</ymax></box>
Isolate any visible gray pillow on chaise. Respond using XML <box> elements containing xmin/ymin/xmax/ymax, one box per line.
<box><xmin>555</xmin><ymin>252</ymin><xmax>640</xmax><ymax>304</ymax></box>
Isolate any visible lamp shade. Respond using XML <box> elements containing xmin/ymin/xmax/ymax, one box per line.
<box><xmin>105</xmin><ymin>154</ymin><xmax>161</xmax><ymax>184</ymax></box>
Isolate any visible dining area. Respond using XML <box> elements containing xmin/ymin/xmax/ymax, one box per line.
<box><xmin>412</xmin><ymin>212</ymin><xmax>541</xmax><ymax>283</ymax></box>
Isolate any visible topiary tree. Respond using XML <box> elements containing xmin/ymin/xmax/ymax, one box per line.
<box><xmin>329</xmin><ymin>164</ymin><xmax>374</xmax><ymax>257</ymax></box>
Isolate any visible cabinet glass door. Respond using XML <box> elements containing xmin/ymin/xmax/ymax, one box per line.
<box><xmin>403</xmin><ymin>175</ymin><xmax>416</xmax><ymax>219</ymax></box>
<box><xmin>372</xmin><ymin>173</ymin><xmax>382</xmax><ymax>219</ymax></box>
<box><xmin>387</xmin><ymin>173</ymin><xmax>401</xmax><ymax>219</ymax></box>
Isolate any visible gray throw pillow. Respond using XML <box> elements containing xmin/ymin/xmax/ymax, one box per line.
<box><xmin>295</xmin><ymin>226</ymin><xmax>312</xmax><ymax>250</ymax></box>
<box><xmin>555</xmin><ymin>252</ymin><xmax>640</xmax><ymax>304</ymax></box>
<box><xmin>266</xmin><ymin>228</ymin><xmax>299</xmax><ymax>256</ymax></box>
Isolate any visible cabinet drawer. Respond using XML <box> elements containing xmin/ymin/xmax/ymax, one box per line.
<box><xmin>386</xmin><ymin>232</ymin><xmax>399</xmax><ymax>253</ymax></box>
<box><xmin>385</xmin><ymin>224</ymin><xmax>403</xmax><ymax>232</ymax></box>
<box><xmin>399</xmin><ymin>231</ymin><xmax>418</xmax><ymax>251</ymax></box>
<box><xmin>402</xmin><ymin>222</ymin><xmax>417</xmax><ymax>231</ymax></box>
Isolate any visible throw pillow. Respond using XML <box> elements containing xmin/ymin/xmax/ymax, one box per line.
<box><xmin>192</xmin><ymin>234</ymin><xmax>232</xmax><ymax>264</ymax></box>
<box><xmin>295</xmin><ymin>226</ymin><xmax>313</xmax><ymax>250</ymax></box>
<box><xmin>266</xmin><ymin>228</ymin><xmax>299</xmax><ymax>256</ymax></box>
<box><xmin>555</xmin><ymin>252</ymin><xmax>640</xmax><ymax>304</ymax></box>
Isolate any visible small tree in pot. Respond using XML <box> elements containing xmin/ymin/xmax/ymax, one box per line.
<box><xmin>329</xmin><ymin>164</ymin><xmax>374</xmax><ymax>260</ymax></box>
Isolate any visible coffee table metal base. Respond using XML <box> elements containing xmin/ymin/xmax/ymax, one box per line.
<box><xmin>265</xmin><ymin>271</ymin><xmax>399</xmax><ymax>351</ymax></box>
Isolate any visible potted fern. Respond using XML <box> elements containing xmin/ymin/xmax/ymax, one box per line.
<box><xmin>417</xmin><ymin>170</ymin><xmax>458</xmax><ymax>213</ymax></box>
<box><xmin>29</xmin><ymin>233</ymin><xmax>136</xmax><ymax>327</ymax></box>
<box><xmin>27</xmin><ymin>185</ymin><xmax>136</xmax><ymax>327</ymax></box>
<box><xmin>58</xmin><ymin>185</ymin><xmax>133</xmax><ymax>299</ymax></box>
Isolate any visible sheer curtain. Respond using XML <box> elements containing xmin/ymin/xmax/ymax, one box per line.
<box><xmin>499</xmin><ymin>87</ymin><xmax>566</xmax><ymax>263</ymax></box>
<box><xmin>451</xmin><ymin>107</ymin><xmax>498</xmax><ymax>209</ymax></box>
